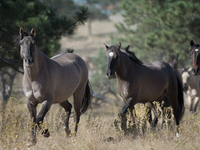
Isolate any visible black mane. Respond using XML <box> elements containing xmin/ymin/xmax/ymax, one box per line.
<box><xmin>121</xmin><ymin>48</ymin><xmax>143</xmax><ymax>65</ymax></box>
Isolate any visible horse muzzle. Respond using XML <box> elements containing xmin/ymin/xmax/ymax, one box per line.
<box><xmin>106</xmin><ymin>71</ymin><xmax>116</xmax><ymax>79</ymax></box>
<box><xmin>192</xmin><ymin>67</ymin><xmax>199</xmax><ymax>75</ymax></box>
<box><xmin>25</xmin><ymin>58</ymin><xmax>34</xmax><ymax>67</ymax></box>
<box><xmin>183</xmin><ymin>83</ymin><xmax>188</xmax><ymax>91</ymax></box>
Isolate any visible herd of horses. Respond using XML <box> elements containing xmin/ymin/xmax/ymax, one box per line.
<box><xmin>17</xmin><ymin>28</ymin><xmax>200</xmax><ymax>145</ymax></box>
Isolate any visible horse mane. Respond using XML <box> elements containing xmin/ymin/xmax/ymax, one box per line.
<box><xmin>121</xmin><ymin>48</ymin><xmax>143</xmax><ymax>65</ymax></box>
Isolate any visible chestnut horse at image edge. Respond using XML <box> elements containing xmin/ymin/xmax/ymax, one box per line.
<box><xmin>103</xmin><ymin>42</ymin><xmax>184</xmax><ymax>136</ymax></box>
<box><xmin>17</xmin><ymin>27</ymin><xmax>91</xmax><ymax>146</ymax></box>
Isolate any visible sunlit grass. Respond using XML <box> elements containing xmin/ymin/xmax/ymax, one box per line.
<box><xmin>0</xmin><ymin>97</ymin><xmax>200</xmax><ymax>150</ymax></box>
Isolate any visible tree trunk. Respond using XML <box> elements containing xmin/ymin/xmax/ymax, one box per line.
<box><xmin>88</xmin><ymin>18</ymin><xmax>92</xmax><ymax>36</ymax></box>
<box><xmin>0</xmin><ymin>69</ymin><xmax>16</xmax><ymax>127</ymax></box>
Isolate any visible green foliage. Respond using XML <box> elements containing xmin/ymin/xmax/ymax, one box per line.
<box><xmin>39</xmin><ymin>0</ymin><xmax>77</xmax><ymax>17</ymax></box>
<box><xmin>91</xmin><ymin>49</ymin><xmax>117</xmax><ymax>94</ymax></box>
<box><xmin>91</xmin><ymin>50</ymin><xmax>108</xmax><ymax>91</ymax></box>
<box><xmin>0</xmin><ymin>0</ymin><xmax>89</xmax><ymax>71</ymax></box>
<box><xmin>114</xmin><ymin>0</ymin><xmax>200</xmax><ymax>67</ymax></box>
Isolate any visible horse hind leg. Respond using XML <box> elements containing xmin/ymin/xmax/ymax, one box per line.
<box><xmin>60</xmin><ymin>100</ymin><xmax>72</xmax><ymax>137</ymax></box>
<box><xmin>72</xmin><ymin>88</ymin><xmax>85</xmax><ymax>135</ymax></box>
<box><xmin>165</xmin><ymin>91</ymin><xmax>180</xmax><ymax>136</ymax></box>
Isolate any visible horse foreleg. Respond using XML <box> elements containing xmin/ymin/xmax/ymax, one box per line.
<box><xmin>60</xmin><ymin>100</ymin><xmax>72</xmax><ymax>137</ymax></box>
<box><xmin>26</xmin><ymin>100</ymin><xmax>37</xmax><ymax>146</ymax></box>
<box><xmin>36</xmin><ymin>100</ymin><xmax>52</xmax><ymax>138</ymax></box>
<box><xmin>192</xmin><ymin>97</ymin><xmax>199</xmax><ymax>113</ymax></box>
<box><xmin>128</xmin><ymin>107</ymin><xmax>136</xmax><ymax>124</ymax></box>
<box><xmin>120</xmin><ymin>97</ymin><xmax>136</xmax><ymax>134</ymax></box>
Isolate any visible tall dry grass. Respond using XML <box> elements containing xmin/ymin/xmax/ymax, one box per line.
<box><xmin>0</xmin><ymin>96</ymin><xmax>200</xmax><ymax>150</ymax></box>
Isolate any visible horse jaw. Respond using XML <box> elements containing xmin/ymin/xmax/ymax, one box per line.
<box><xmin>106</xmin><ymin>74</ymin><xmax>116</xmax><ymax>79</ymax></box>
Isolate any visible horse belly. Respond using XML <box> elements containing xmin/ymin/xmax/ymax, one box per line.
<box><xmin>52</xmin><ymin>80</ymin><xmax>80</xmax><ymax>103</ymax></box>
<box><xmin>139</xmin><ymin>83</ymin><xmax>166</xmax><ymax>103</ymax></box>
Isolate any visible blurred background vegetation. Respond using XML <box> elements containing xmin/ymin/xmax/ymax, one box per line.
<box><xmin>1</xmin><ymin>0</ymin><xmax>200</xmax><ymax>108</ymax></box>
<box><xmin>1</xmin><ymin>1</ymin><xmax>200</xmax><ymax>149</ymax></box>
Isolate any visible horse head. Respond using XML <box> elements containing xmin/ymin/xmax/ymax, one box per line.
<box><xmin>103</xmin><ymin>42</ymin><xmax>121</xmax><ymax>79</ymax></box>
<box><xmin>19</xmin><ymin>27</ymin><xmax>35</xmax><ymax>67</ymax></box>
<box><xmin>181</xmin><ymin>68</ymin><xmax>192</xmax><ymax>91</ymax></box>
<box><xmin>190</xmin><ymin>40</ymin><xmax>200</xmax><ymax>75</ymax></box>
<box><xmin>167</xmin><ymin>53</ymin><xmax>179</xmax><ymax>70</ymax></box>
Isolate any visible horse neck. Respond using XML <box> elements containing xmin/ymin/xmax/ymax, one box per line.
<box><xmin>190</xmin><ymin>72</ymin><xmax>200</xmax><ymax>88</ymax></box>
<box><xmin>23</xmin><ymin>46</ymin><xmax>49</xmax><ymax>79</ymax></box>
<box><xmin>115</xmin><ymin>52</ymin><xmax>138</xmax><ymax>80</ymax></box>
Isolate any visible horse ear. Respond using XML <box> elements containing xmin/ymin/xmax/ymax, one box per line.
<box><xmin>190</xmin><ymin>40</ymin><xmax>195</xmax><ymax>47</ymax></box>
<box><xmin>118</xmin><ymin>42</ymin><xmax>121</xmax><ymax>50</ymax></box>
<box><xmin>19</xmin><ymin>27</ymin><xmax>23</xmax><ymax>35</ymax></box>
<box><xmin>30</xmin><ymin>28</ymin><xmax>36</xmax><ymax>37</ymax></box>
<box><xmin>125</xmin><ymin>45</ymin><xmax>130</xmax><ymax>52</ymax></box>
<box><xmin>103</xmin><ymin>43</ymin><xmax>109</xmax><ymax>51</ymax></box>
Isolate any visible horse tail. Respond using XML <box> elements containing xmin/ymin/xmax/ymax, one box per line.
<box><xmin>175</xmin><ymin>71</ymin><xmax>185</xmax><ymax>121</ymax></box>
<box><xmin>80</xmin><ymin>80</ymin><xmax>92</xmax><ymax>114</ymax></box>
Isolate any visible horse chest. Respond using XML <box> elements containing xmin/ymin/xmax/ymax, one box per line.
<box><xmin>118</xmin><ymin>81</ymin><xmax>130</xmax><ymax>99</ymax></box>
<box><xmin>23</xmin><ymin>80</ymin><xmax>45</xmax><ymax>102</ymax></box>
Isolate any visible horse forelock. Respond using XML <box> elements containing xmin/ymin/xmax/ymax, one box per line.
<box><xmin>14</xmin><ymin>32</ymin><xmax>34</xmax><ymax>48</ymax></box>
<box><xmin>190</xmin><ymin>44</ymin><xmax>200</xmax><ymax>53</ymax></box>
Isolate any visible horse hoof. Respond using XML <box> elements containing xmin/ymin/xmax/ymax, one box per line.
<box><xmin>42</xmin><ymin>129</ymin><xmax>50</xmax><ymax>138</ymax></box>
<box><xmin>27</xmin><ymin>139</ymin><xmax>36</xmax><ymax>147</ymax></box>
<box><xmin>176</xmin><ymin>133</ymin><xmax>180</xmax><ymax>138</ymax></box>
<box><xmin>66</xmin><ymin>130</ymin><xmax>72</xmax><ymax>137</ymax></box>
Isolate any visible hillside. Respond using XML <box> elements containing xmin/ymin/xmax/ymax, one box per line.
<box><xmin>60</xmin><ymin>14</ymin><xmax>123</xmax><ymax>57</ymax></box>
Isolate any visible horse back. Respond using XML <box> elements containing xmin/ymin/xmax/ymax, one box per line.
<box><xmin>128</xmin><ymin>61</ymin><xmax>176</xmax><ymax>102</ymax></box>
<box><xmin>49</xmin><ymin>53</ymin><xmax>88</xmax><ymax>102</ymax></box>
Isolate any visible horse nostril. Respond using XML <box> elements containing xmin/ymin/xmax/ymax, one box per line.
<box><xmin>197</xmin><ymin>68</ymin><xmax>199</xmax><ymax>73</ymax></box>
<box><xmin>25</xmin><ymin>59</ymin><xmax>29</xmax><ymax>64</ymax></box>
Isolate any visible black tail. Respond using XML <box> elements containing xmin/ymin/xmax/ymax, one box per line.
<box><xmin>175</xmin><ymin>71</ymin><xmax>185</xmax><ymax>121</ymax></box>
<box><xmin>80</xmin><ymin>80</ymin><xmax>92</xmax><ymax>114</ymax></box>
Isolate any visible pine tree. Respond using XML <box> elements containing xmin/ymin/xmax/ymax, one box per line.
<box><xmin>0</xmin><ymin>0</ymin><xmax>89</xmax><ymax>108</ymax></box>
<box><xmin>114</xmin><ymin>0</ymin><xmax>200</xmax><ymax>66</ymax></box>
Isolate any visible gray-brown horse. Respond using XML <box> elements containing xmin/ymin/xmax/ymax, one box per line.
<box><xmin>18</xmin><ymin>28</ymin><xmax>91</xmax><ymax>145</ymax></box>
<box><xmin>182</xmin><ymin>68</ymin><xmax>200</xmax><ymax>112</ymax></box>
<box><xmin>103</xmin><ymin>42</ymin><xmax>184</xmax><ymax>136</ymax></box>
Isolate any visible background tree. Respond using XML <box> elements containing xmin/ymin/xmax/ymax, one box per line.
<box><xmin>75</xmin><ymin>0</ymin><xmax>122</xmax><ymax>36</ymax></box>
<box><xmin>114</xmin><ymin>0</ymin><xmax>200</xmax><ymax>67</ymax></box>
<box><xmin>0</xmin><ymin>0</ymin><xmax>89</xmax><ymax>110</ymax></box>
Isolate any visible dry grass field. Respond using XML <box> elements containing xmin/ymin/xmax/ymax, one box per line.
<box><xmin>1</xmin><ymin>15</ymin><xmax>200</xmax><ymax>150</ymax></box>
<box><xmin>1</xmin><ymin>97</ymin><xmax>200</xmax><ymax>150</ymax></box>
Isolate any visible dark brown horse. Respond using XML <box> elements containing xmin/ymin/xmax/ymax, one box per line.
<box><xmin>18</xmin><ymin>28</ymin><xmax>91</xmax><ymax>146</ymax></box>
<box><xmin>190</xmin><ymin>40</ymin><xmax>200</xmax><ymax>75</ymax></box>
<box><xmin>147</xmin><ymin>53</ymin><xmax>180</xmax><ymax>127</ymax></box>
<box><xmin>103</xmin><ymin>42</ymin><xmax>184</xmax><ymax>137</ymax></box>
